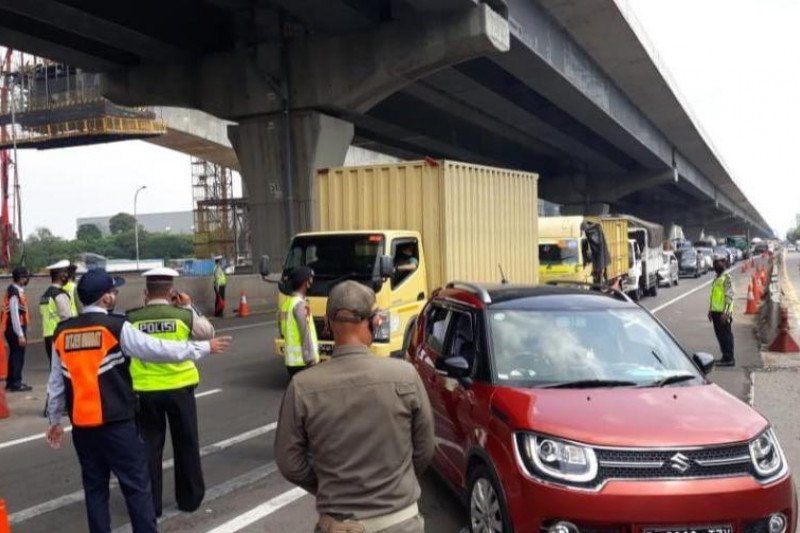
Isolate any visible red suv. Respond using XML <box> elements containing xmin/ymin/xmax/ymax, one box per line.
<box><xmin>406</xmin><ymin>282</ymin><xmax>795</xmax><ymax>533</ymax></box>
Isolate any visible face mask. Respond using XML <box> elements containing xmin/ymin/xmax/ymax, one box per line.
<box><xmin>714</xmin><ymin>265</ymin><xmax>725</xmax><ymax>275</ymax></box>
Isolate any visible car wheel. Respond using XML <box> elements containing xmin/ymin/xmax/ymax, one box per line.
<box><xmin>468</xmin><ymin>464</ymin><xmax>512</xmax><ymax>533</ymax></box>
<box><xmin>630</xmin><ymin>287</ymin><xmax>641</xmax><ymax>301</ymax></box>
<box><xmin>674</xmin><ymin>276</ymin><xmax>679</xmax><ymax>286</ymax></box>
<box><xmin>694</xmin><ymin>271</ymin><xmax>699</xmax><ymax>279</ymax></box>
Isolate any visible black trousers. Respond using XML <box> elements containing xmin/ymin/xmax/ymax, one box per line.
<box><xmin>44</xmin><ymin>336</ymin><xmax>53</xmax><ymax>363</ymax></box>
<box><xmin>5</xmin><ymin>325</ymin><xmax>26</xmax><ymax>389</ymax></box>
<box><xmin>711</xmin><ymin>312</ymin><xmax>735</xmax><ymax>361</ymax></box>
<box><xmin>214</xmin><ymin>285</ymin><xmax>226</xmax><ymax>317</ymax></box>
<box><xmin>72</xmin><ymin>419</ymin><xmax>157</xmax><ymax>533</ymax></box>
<box><xmin>135</xmin><ymin>386</ymin><xmax>204</xmax><ymax>517</ymax></box>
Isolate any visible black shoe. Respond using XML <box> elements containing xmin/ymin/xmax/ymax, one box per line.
<box><xmin>716</xmin><ymin>359</ymin><xmax>735</xmax><ymax>367</ymax></box>
<box><xmin>7</xmin><ymin>383</ymin><xmax>32</xmax><ymax>392</ymax></box>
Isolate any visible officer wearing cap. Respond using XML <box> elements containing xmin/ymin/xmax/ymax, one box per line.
<box><xmin>212</xmin><ymin>256</ymin><xmax>227</xmax><ymax>317</ymax></box>
<box><xmin>2</xmin><ymin>266</ymin><xmax>31</xmax><ymax>391</ymax></box>
<box><xmin>708</xmin><ymin>253</ymin><xmax>735</xmax><ymax>366</ymax></box>
<box><xmin>45</xmin><ymin>269</ymin><xmax>232</xmax><ymax>533</ymax></box>
<box><xmin>275</xmin><ymin>281</ymin><xmax>434</xmax><ymax>533</ymax></box>
<box><xmin>40</xmin><ymin>259</ymin><xmax>75</xmax><ymax>363</ymax></box>
<box><xmin>127</xmin><ymin>267</ymin><xmax>214</xmax><ymax>517</ymax></box>
<box><xmin>279</xmin><ymin>266</ymin><xmax>319</xmax><ymax>378</ymax></box>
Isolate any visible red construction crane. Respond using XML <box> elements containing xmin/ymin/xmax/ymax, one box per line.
<box><xmin>0</xmin><ymin>47</ymin><xmax>12</xmax><ymax>267</ymax></box>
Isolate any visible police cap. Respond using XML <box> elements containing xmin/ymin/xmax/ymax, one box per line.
<box><xmin>46</xmin><ymin>259</ymin><xmax>70</xmax><ymax>271</ymax></box>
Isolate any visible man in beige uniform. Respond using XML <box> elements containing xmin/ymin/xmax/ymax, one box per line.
<box><xmin>275</xmin><ymin>281</ymin><xmax>435</xmax><ymax>533</ymax></box>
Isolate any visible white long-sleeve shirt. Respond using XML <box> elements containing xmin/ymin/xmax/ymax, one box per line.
<box><xmin>47</xmin><ymin>305</ymin><xmax>212</xmax><ymax>425</ymax></box>
<box><xmin>8</xmin><ymin>283</ymin><xmax>26</xmax><ymax>338</ymax></box>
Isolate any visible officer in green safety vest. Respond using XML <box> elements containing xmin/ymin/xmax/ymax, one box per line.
<box><xmin>127</xmin><ymin>267</ymin><xmax>215</xmax><ymax>517</ymax></box>
<box><xmin>212</xmin><ymin>256</ymin><xmax>228</xmax><ymax>317</ymax></box>
<box><xmin>708</xmin><ymin>253</ymin><xmax>735</xmax><ymax>367</ymax></box>
<box><xmin>63</xmin><ymin>263</ymin><xmax>81</xmax><ymax>317</ymax></box>
<box><xmin>280</xmin><ymin>266</ymin><xmax>319</xmax><ymax>378</ymax></box>
<box><xmin>40</xmin><ymin>259</ymin><xmax>75</xmax><ymax>362</ymax></box>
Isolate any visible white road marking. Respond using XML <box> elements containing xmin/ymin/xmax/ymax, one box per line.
<box><xmin>0</xmin><ymin>389</ymin><xmax>223</xmax><ymax>452</ymax></box>
<box><xmin>112</xmin><ymin>463</ymin><xmax>281</xmax><ymax>533</ymax></box>
<box><xmin>216</xmin><ymin>320</ymin><xmax>276</xmax><ymax>333</ymax></box>
<box><xmin>9</xmin><ymin>422</ymin><xmax>277</xmax><ymax>524</ymax></box>
<box><xmin>205</xmin><ymin>487</ymin><xmax>309</xmax><ymax>533</ymax></box>
<box><xmin>650</xmin><ymin>266</ymin><xmax>737</xmax><ymax>314</ymax></box>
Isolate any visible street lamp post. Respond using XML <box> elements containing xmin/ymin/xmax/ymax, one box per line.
<box><xmin>134</xmin><ymin>185</ymin><xmax>147</xmax><ymax>271</ymax></box>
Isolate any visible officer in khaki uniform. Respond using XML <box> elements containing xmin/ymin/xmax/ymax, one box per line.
<box><xmin>275</xmin><ymin>281</ymin><xmax>435</xmax><ymax>533</ymax></box>
<box><xmin>127</xmin><ymin>267</ymin><xmax>215</xmax><ymax>517</ymax></box>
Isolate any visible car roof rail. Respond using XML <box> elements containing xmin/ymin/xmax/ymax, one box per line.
<box><xmin>544</xmin><ymin>280</ymin><xmax>632</xmax><ymax>303</ymax></box>
<box><xmin>445</xmin><ymin>281</ymin><xmax>492</xmax><ymax>303</ymax></box>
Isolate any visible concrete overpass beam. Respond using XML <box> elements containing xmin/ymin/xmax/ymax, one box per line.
<box><xmin>228</xmin><ymin>112</ymin><xmax>354</xmax><ymax>266</ymax></box>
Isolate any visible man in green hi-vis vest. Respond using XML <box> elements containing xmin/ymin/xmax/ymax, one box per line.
<box><xmin>708</xmin><ymin>254</ymin><xmax>735</xmax><ymax>367</ymax></box>
<box><xmin>280</xmin><ymin>266</ymin><xmax>320</xmax><ymax>378</ymax></box>
<box><xmin>212</xmin><ymin>256</ymin><xmax>228</xmax><ymax>317</ymax></box>
<box><xmin>127</xmin><ymin>267</ymin><xmax>215</xmax><ymax>517</ymax></box>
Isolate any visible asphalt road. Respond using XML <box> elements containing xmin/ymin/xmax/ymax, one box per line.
<box><xmin>0</xmin><ymin>259</ymin><xmax>769</xmax><ymax>532</ymax></box>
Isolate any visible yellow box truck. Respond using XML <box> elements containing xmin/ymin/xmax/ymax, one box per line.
<box><xmin>538</xmin><ymin>215</ymin><xmax>630</xmax><ymax>287</ymax></box>
<box><xmin>262</xmin><ymin>159</ymin><xmax>538</xmax><ymax>358</ymax></box>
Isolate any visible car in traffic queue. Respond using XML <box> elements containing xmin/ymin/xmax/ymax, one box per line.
<box><xmin>405</xmin><ymin>282</ymin><xmax>795</xmax><ymax>533</ymax></box>
<box><xmin>657</xmin><ymin>250</ymin><xmax>679</xmax><ymax>287</ymax></box>
<box><xmin>697</xmin><ymin>247</ymin><xmax>714</xmax><ymax>272</ymax></box>
<box><xmin>676</xmin><ymin>247</ymin><xmax>705</xmax><ymax>278</ymax></box>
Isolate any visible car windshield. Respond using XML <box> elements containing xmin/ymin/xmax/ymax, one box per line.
<box><xmin>676</xmin><ymin>250</ymin><xmax>696</xmax><ymax>260</ymax></box>
<box><xmin>284</xmin><ymin>234</ymin><xmax>384</xmax><ymax>296</ymax></box>
<box><xmin>539</xmin><ymin>240</ymin><xmax>579</xmax><ymax>266</ymax></box>
<box><xmin>488</xmin><ymin>308</ymin><xmax>703</xmax><ymax>387</ymax></box>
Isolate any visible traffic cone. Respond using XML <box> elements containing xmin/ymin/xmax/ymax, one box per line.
<box><xmin>0</xmin><ymin>498</ymin><xmax>10</xmax><ymax>533</ymax></box>
<box><xmin>237</xmin><ymin>291</ymin><xmax>250</xmax><ymax>318</ymax></box>
<box><xmin>752</xmin><ymin>275</ymin><xmax>763</xmax><ymax>302</ymax></box>
<box><xmin>0</xmin><ymin>388</ymin><xmax>8</xmax><ymax>420</ymax></box>
<box><xmin>745</xmin><ymin>282</ymin><xmax>758</xmax><ymax>315</ymax></box>
<box><xmin>0</xmin><ymin>339</ymin><xmax>6</xmax><ymax>381</ymax></box>
<box><xmin>768</xmin><ymin>306</ymin><xmax>800</xmax><ymax>353</ymax></box>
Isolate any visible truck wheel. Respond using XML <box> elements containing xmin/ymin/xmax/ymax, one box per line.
<box><xmin>648</xmin><ymin>282</ymin><xmax>658</xmax><ymax>297</ymax></box>
<box><xmin>630</xmin><ymin>288</ymin><xmax>641</xmax><ymax>301</ymax></box>
<box><xmin>468</xmin><ymin>464</ymin><xmax>512</xmax><ymax>533</ymax></box>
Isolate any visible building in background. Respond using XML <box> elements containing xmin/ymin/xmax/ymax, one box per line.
<box><xmin>77</xmin><ymin>211</ymin><xmax>194</xmax><ymax>236</ymax></box>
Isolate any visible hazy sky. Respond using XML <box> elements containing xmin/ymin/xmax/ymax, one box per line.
<box><xmin>12</xmin><ymin>0</ymin><xmax>799</xmax><ymax>239</ymax></box>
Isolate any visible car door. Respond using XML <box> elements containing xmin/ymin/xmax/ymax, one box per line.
<box><xmin>435</xmin><ymin>308</ymin><xmax>493</xmax><ymax>488</ymax></box>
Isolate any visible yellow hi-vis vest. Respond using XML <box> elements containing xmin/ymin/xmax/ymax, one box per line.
<box><xmin>63</xmin><ymin>281</ymin><xmax>79</xmax><ymax>316</ymax></box>
<box><xmin>214</xmin><ymin>265</ymin><xmax>227</xmax><ymax>288</ymax></box>
<box><xmin>710</xmin><ymin>273</ymin><xmax>733</xmax><ymax>314</ymax></box>
<box><xmin>127</xmin><ymin>304</ymin><xmax>199</xmax><ymax>391</ymax></box>
<box><xmin>280</xmin><ymin>295</ymin><xmax>319</xmax><ymax>367</ymax></box>
<box><xmin>40</xmin><ymin>285</ymin><xmax>69</xmax><ymax>338</ymax></box>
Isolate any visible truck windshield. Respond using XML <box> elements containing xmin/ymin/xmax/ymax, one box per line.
<box><xmin>284</xmin><ymin>234</ymin><xmax>384</xmax><ymax>296</ymax></box>
<box><xmin>539</xmin><ymin>240</ymin><xmax>579</xmax><ymax>265</ymax></box>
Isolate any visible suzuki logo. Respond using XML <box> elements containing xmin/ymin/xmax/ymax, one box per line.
<box><xmin>668</xmin><ymin>452</ymin><xmax>692</xmax><ymax>473</ymax></box>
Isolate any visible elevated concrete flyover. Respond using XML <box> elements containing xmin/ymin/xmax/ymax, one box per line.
<box><xmin>0</xmin><ymin>0</ymin><xmax>772</xmax><ymax>263</ymax></box>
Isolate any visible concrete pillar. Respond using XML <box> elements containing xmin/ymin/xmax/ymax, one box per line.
<box><xmin>229</xmin><ymin>111</ymin><xmax>354</xmax><ymax>266</ymax></box>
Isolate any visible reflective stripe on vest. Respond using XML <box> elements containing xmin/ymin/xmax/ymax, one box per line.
<box><xmin>64</xmin><ymin>281</ymin><xmax>79</xmax><ymax>316</ymax></box>
<box><xmin>128</xmin><ymin>305</ymin><xmax>198</xmax><ymax>392</ymax></box>
<box><xmin>1</xmin><ymin>285</ymin><xmax>29</xmax><ymax>331</ymax></box>
<box><xmin>40</xmin><ymin>286</ymin><xmax>68</xmax><ymax>338</ymax></box>
<box><xmin>710</xmin><ymin>274</ymin><xmax>733</xmax><ymax>313</ymax></box>
<box><xmin>280</xmin><ymin>296</ymin><xmax>319</xmax><ymax>367</ymax></box>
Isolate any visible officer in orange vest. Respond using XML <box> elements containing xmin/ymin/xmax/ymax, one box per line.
<box><xmin>3</xmin><ymin>266</ymin><xmax>31</xmax><ymax>392</ymax></box>
<box><xmin>45</xmin><ymin>269</ymin><xmax>232</xmax><ymax>533</ymax></box>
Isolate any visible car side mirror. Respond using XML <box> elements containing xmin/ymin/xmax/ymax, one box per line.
<box><xmin>379</xmin><ymin>255</ymin><xmax>395</xmax><ymax>278</ymax></box>
<box><xmin>441</xmin><ymin>355</ymin><xmax>471</xmax><ymax>379</ymax></box>
<box><xmin>259</xmin><ymin>255</ymin><xmax>271</xmax><ymax>277</ymax></box>
<box><xmin>693</xmin><ymin>352</ymin><xmax>715</xmax><ymax>375</ymax></box>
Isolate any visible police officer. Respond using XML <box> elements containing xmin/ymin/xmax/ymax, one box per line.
<box><xmin>40</xmin><ymin>259</ymin><xmax>75</xmax><ymax>362</ymax></box>
<box><xmin>212</xmin><ymin>256</ymin><xmax>227</xmax><ymax>317</ymax></box>
<box><xmin>2</xmin><ymin>266</ymin><xmax>31</xmax><ymax>392</ymax></box>
<box><xmin>64</xmin><ymin>263</ymin><xmax>81</xmax><ymax>316</ymax></box>
<box><xmin>275</xmin><ymin>281</ymin><xmax>434</xmax><ymax>533</ymax></box>
<box><xmin>45</xmin><ymin>269</ymin><xmax>232</xmax><ymax>533</ymax></box>
<box><xmin>708</xmin><ymin>253</ymin><xmax>735</xmax><ymax>367</ymax></box>
<box><xmin>128</xmin><ymin>267</ymin><xmax>214</xmax><ymax>517</ymax></box>
<box><xmin>279</xmin><ymin>266</ymin><xmax>319</xmax><ymax>378</ymax></box>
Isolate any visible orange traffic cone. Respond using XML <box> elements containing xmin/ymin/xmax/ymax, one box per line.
<box><xmin>745</xmin><ymin>282</ymin><xmax>758</xmax><ymax>315</ymax></box>
<box><xmin>752</xmin><ymin>275</ymin><xmax>763</xmax><ymax>302</ymax></box>
<box><xmin>0</xmin><ymin>339</ymin><xmax>6</xmax><ymax>381</ymax></box>
<box><xmin>0</xmin><ymin>498</ymin><xmax>10</xmax><ymax>533</ymax></box>
<box><xmin>768</xmin><ymin>307</ymin><xmax>800</xmax><ymax>353</ymax></box>
<box><xmin>0</xmin><ymin>388</ymin><xmax>8</xmax><ymax>420</ymax></box>
<box><xmin>237</xmin><ymin>291</ymin><xmax>250</xmax><ymax>318</ymax></box>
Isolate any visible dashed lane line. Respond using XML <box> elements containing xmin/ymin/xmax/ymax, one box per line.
<box><xmin>8</xmin><ymin>422</ymin><xmax>277</xmax><ymax>524</ymax></box>
<box><xmin>0</xmin><ymin>389</ymin><xmax>223</xmax><ymax>452</ymax></box>
<box><xmin>205</xmin><ymin>487</ymin><xmax>309</xmax><ymax>533</ymax></box>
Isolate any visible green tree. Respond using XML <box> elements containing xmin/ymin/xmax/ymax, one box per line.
<box><xmin>109</xmin><ymin>212</ymin><xmax>137</xmax><ymax>235</ymax></box>
<box><xmin>76</xmin><ymin>223</ymin><xmax>103</xmax><ymax>241</ymax></box>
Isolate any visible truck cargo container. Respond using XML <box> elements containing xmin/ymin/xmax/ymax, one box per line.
<box><xmin>261</xmin><ymin>159</ymin><xmax>538</xmax><ymax>358</ymax></box>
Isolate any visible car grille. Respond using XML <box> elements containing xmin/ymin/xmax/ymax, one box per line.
<box><xmin>592</xmin><ymin>444</ymin><xmax>754</xmax><ymax>485</ymax></box>
<box><xmin>313</xmin><ymin>318</ymin><xmax>334</xmax><ymax>341</ymax></box>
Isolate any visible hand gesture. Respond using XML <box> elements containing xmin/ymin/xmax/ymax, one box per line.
<box><xmin>46</xmin><ymin>424</ymin><xmax>64</xmax><ymax>449</ymax></box>
<box><xmin>175</xmin><ymin>291</ymin><xmax>193</xmax><ymax>307</ymax></box>
<box><xmin>18</xmin><ymin>335</ymin><xmax>27</xmax><ymax>347</ymax></box>
<box><xmin>210</xmin><ymin>335</ymin><xmax>232</xmax><ymax>354</ymax></box>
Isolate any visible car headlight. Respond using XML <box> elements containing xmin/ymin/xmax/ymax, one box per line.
<box><xmin>516</xmin><ymin>433</ymin><xmax>598</xmax><ymax>484</ymax></box>
<box><xmin>373</xmin><ymin>310</ymin><xmax>392</xmax><ymax>342</ymax></box>
<box><xmin>749</xmin><ymin>428</ymin><xmax>786</xmax><ymax>480</ymax></box>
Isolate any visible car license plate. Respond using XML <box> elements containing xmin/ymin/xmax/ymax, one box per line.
<box><xmin>319</xmin><ymin>343</ymin><xmax>334</xmax><ymax>356</ymax></box>
<box><xmin>644</xmin><ymin>526</ymin><xmax>732</xmax><ymax>533</ymax></box>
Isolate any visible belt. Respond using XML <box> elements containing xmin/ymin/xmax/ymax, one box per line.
<box><xmin>319</xmin><ymin>503</ymin><xmax>419</xmax><ymax>533</ymax></box>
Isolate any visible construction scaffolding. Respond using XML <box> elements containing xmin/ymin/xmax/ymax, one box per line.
<box><xmin>0</xmin><ymin>52</ymin><xmax>166</xmax><ymax>150</ymax></box>
<box><xmin>191</xmin><ymin>158</ymin><xmax>250</xmax><ymax>263</ymax></box>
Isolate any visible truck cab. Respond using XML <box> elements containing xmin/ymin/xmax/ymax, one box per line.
<box><xmin>268</xmin><ymin>230</ymin><xmax>428</xmax><ymax>359</ymax></box>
